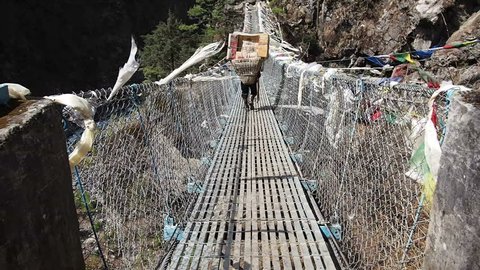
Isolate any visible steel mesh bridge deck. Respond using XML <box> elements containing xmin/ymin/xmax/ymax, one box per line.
<box><xmin>166</xmin><ymin>84</ymin><xmax>336</xmax><ymax>269</ymax></box>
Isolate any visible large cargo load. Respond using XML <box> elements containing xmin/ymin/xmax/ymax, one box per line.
<box><xmin>228</xmin><ymin>32</ymin><xmax>269</xmax><ymax>85</ymax></box>
<box><xmin>227</xmin><ymin>32</ymin><xmax>270</xmax><ymax>60</ymax></box>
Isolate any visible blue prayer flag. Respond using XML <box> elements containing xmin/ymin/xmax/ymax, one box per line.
<box><xmin>412</xmin><ymin>50</ymin><xmax>434</xmax><ymax>59</ymax></box>
<box><xmin>0</xmin><ymin>85</ymin><xmax>10</xmax><ymax>105</ymax></box>
<box><xmin>366</xmin><ymin>56</ymin><xmax>387</xmax><ymax>67</ymax></box>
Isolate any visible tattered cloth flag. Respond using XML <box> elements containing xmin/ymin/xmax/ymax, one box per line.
<box><xmin>366</xmin><ymin>56</ymin><xmax>387</xmax><ymax>67</ymax></box>
<box><xmin>366</xmin><ymin>38</ymin><xmax>479</xmax><ymax>67</ymax></box>
<box><xmin>107</xmin><ymin>36</ymin><xmax>140</xmax><ymax>101</ymax></box>
<box><xmin>416</xmin><ymin>67</ymin><xmax>440</xmax><ymax>89</ymax></box>
<box><xmin>442</xmin><ymin>39</ymin><xmax>479</xmax><ymax>49</ymax></box>
<box><xmin>0</xmin><ymin>85</ymin><xmax>10</xmax><ymax>105</ymax></box>
<box><xmin>156</xmin><ymin>41</ymin><xmax>225</xmax><ymax>86</ymax></box>
<box><xmin>411</xmin><ymin>49</ymin><xmax>435</xmax><ymax>60</ymax></box>
<box><xmin>391</xmin><ymin>64</ymin><xmax>410</xmax><ymax>82</ymax></box>
<box><xmin>390</xmin><ymin>53</ymin><xmax>415</xmax><ymax>64</ymax></box>
<box><xmin>44</xmin><ymin>94</ymin><xmax>96</xmax><ymax>169</ymax></box>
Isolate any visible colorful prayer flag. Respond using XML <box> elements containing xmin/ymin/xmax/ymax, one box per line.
<box><xmin>411</xmin><ymin>50</ymin><xmax>434</xmax><ymax>59</ymax></box>
<box><xmin>443</xmin><ymin>39</ymin><xmax>479</xmax><ymax>49</ymax></box>
<box><xmin>390</xmin><ymin>53</ymin><xmax>415</xmax><ymax>64</ymax></box>
<box><xmin>366</xmin><ymin>56</ymin><xmax>387</xmax><ymax>67</ymax></box>
<box><xmin>416</xmin><ymin>67</ymin><xmax>440</xmax><ymax>89</ymax></box>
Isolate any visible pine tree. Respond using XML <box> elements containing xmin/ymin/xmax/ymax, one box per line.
<box><xmin>186</xmin><ymin>0</ymin><xmax>234</xmax><ymax>43</ymax></box>
<box><xmin>141</xmin><ymin>12</ymin><xmax>199</xmax><ymax>81</ymax></box>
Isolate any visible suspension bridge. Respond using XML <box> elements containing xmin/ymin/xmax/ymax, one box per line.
<box><xmin>69</xmin><ymin>2</ymin><xmax>450</xmax><ymax>269</ymax></box>
<box><xmin>162</xmin><ymin>82</ymin><xmax>336</xmax><ymax>269</ymax></box>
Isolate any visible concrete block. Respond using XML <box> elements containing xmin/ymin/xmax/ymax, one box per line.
<box><xmin>0</xmin><ymin>100</ymin><xmax>84</xmax><ymax>270</ymax></box>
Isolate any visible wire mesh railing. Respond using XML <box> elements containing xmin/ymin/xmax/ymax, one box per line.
<box><xmin>253</xmin><ymin>1</ymin><xmax>452</xmax><ymax>268</ymax></box>
<box><xmin>63</xmin><ymin>1</ymin><xmax>460</xmax><ymax>269</ymax></box>
<box><xmin>261</xmin><ymin>53</ymin><xmax>451</xmax><ymax>269</ymax></box>
<box><xmin>66</xmin><ymin>73</ymin><xmax>239</xmax><ymax>269</ymax></box>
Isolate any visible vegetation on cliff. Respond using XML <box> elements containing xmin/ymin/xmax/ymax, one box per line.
<box><xmin>141</xmin><ymin>0</ymin><xmax>240</xmax><ymax>81</ymax></box>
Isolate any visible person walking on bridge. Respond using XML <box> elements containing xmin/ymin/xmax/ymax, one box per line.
<box><xmin>239</xmin><ymin>68</ymin><xmax>261</xmax><ymax>110</ymax></box>
<box><xmin>229</xmin><ymin>38</ymin><xmax>266</xmax><ymax>111</ymax></box>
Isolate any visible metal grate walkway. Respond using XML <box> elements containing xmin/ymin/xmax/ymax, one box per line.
<box><xmin>166</xmin><ymin>83</ymin><xmax>336</xmax><ymax>269</ymax></box>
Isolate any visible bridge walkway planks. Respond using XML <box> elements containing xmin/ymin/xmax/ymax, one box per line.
<box><xmin>166</xmin><ymin>83</ymin><xmax>337</xmax><ymax>270</ymax></box>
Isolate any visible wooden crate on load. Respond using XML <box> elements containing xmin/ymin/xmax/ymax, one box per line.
<box><xmin>227</xmin><ymin>32</ymin><xmax>270</xmax><ymax>60</ymax></box>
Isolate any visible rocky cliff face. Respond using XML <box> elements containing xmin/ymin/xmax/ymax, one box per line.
<box><xmin>273</xmin><ymin>0</ymin><xmax>479</xmax><ymax>87</ymax></box>
<box><xmin>427</xmin><ymin>11</ymin><xmax>480</xmax><ymax>89</ymax></box>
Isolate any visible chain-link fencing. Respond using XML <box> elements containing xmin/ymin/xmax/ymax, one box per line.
<box><xmin>66</xmin><ymin>71</ymin><xmax>239</xmax><ymax>269</ymax></box>
<box><xmin>261</xmin><ymin>53</ymin><xmax>453</xmax><ymax>269</ymax></box>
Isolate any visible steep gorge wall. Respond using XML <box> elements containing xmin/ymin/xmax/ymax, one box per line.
<box><xmin>427</xmin><ymin>11</ymin><xmax>480</xmax><ymax>89</ymax></box>
<box><xmin>273</xmin><ymin>0</ymin><xmax>480</xmax><ymax>87</ymax></box>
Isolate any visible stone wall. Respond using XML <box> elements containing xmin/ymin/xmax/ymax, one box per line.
<box><xmin>424</xmin><ymin>91</ymin><xmax>480</xmax><ymax>269</ymax></box>
<box><xmin>0</xmin><ymin>100</ymin><xmax>84</xmax><ymax>269</ymax></box>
